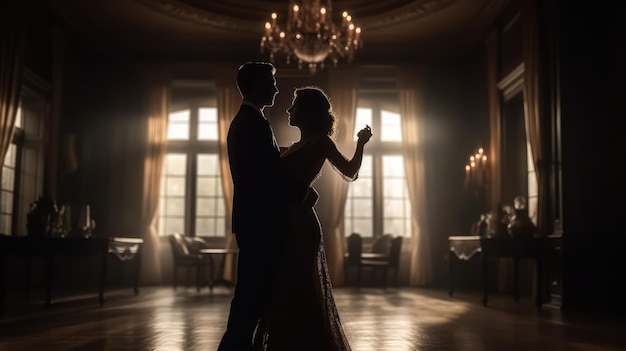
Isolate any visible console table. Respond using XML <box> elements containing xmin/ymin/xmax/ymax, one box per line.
<box><xmin>0</xmin><ymin>236</ymin><xmax>143</xmax><ymax>307</ymax></box>
<box><xmin>481</xmin><ymin>237</ymin><xmax>544</xmax><ymax>309</ymax></box>
<box><xmin>448</xmin><ymin>235</ymin><xmax>482</xmax><ymax>297</ymax></box>
<box><xmin>448</xmin><ymin>236</ymin><xmax>544</xmax><ymax>309</ymax></box>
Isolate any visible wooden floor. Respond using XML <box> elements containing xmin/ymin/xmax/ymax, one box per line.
<box><xmin>0</xmin><ymin>286</ymin><xmax>624</xmax><ymax>351</ymax></box>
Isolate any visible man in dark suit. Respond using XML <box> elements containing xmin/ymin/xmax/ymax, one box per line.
<box><xmin>218</xmin><ymin>61</ymin><xmax>296</xmax><ymax>350</ymax></box>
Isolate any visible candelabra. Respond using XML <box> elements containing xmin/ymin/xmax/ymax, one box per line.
<box><xmin>464</xmin><ymin>147</ymin><xmax>490</xmax><ymax>212</ymax></box>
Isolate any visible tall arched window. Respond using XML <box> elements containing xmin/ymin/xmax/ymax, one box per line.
<box><xmin>344</xmin><ymin>96</ymin><xmax>412</xmax><ymax>239</ymax></box>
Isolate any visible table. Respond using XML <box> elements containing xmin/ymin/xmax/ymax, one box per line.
<box><xmin>448</xmin><ymin>236</ymin><xmax>482</xmax><ymax>297</ymax></box>
<box><xmin>481</xmin><ymin>237</ymin><xmax>543</xmax><ymax>309</ymax></box>
<box><xmin>0</xmin><ymin>236</ymin><xmax>143</xmax><ymax>307</ymax></box>
<box><xmin>199</xmin><ymin>249</ymin><xmax>238</xmax><ymax>292</ymax></box>
<box><xmin>448</xmin><ymin>236</ymin><xmax>544</xmax><ymax>309</ymax></box>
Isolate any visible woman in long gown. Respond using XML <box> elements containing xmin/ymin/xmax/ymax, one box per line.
<box><xmin>254</xmin><ymin>86</ymin><xmax>372</xmax><ymax>351</ymax></box>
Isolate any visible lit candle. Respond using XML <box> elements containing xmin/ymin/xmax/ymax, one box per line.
<box><xmin>355</xmin><ymin>27</ymin><xmax>361</xmax><ymax>42</ymax></box>
<box><xmin>271</xmin><ymin>12</ymin><xmax>277</xmax><ymax>26</ymax></box>
<box><xmin>320</xmin><ymin>7</ymin><xmax>326</xmax><ymax>24</ymax></box>
<box><xmin>265</xmin><ymin>22</ymin><xmax>271</xmax><ymax>37</ymax></box>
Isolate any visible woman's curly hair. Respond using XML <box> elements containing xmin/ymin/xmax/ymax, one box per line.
<box><xmin>292</xmin><ymin>86</ymin><xmax>336</xmax><ymax>136</ymax></box>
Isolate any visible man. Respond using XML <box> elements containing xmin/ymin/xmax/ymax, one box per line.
<box><xmin>218</xmin><ymin>62</ymin><xmax>296</xmax><ymax>350</ymax></box>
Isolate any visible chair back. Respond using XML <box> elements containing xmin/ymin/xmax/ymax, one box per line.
<box><xmin>346</xmin><ymin>233</ymin><xmax>363</xmax><ymax>265</ymax></box>
<box><xmin>388</xmin><ymin>236</ymin><xmax>403</xmax><ymax>267</ymax></box>
<box><xmin>169</xmin><ymin>233</ymin><xmax>190</xmax><ymax>260</ymax></box>
<box><xmin>372</xmin><ymin>234</ymin><xmax>393</xmax><ymax>255</ymax></box>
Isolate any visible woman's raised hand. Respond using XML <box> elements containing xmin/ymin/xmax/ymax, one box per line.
<box><xmin>357</xmin><ymin>125</ymin><xmax>373</xmax><ymax>145</ymax></box>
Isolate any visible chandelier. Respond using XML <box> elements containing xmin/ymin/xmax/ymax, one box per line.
<box><xmin>260</xmin><ymin>0</ymin><xmax>362</xmax><ymax>74</ymax></box>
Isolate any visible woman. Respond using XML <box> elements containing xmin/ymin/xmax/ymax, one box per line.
<box><xmin>254</xmin><ymin>86</ymin><xmax>372</xmax><ymax>351</ymax></box>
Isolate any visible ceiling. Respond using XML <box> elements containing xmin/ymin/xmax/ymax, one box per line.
<box><xmin>42</xmin><ymin>0</ymin><xmax>509</xmax><ymax>64</ymax></box>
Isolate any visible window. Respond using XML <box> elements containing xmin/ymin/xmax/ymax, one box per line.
<box><xmin>344</xmin><ymin>99</ymin><xmax>412</xmax><ymax>238</ymax></box>
<box><xmin>527</xmin><ymin>142</ymin><xmax>538</xmax><ymax>224</ymax></box>
<box><xmin>0</xmin><ymin>109</ymin><xmax>22</xmax><ymax>235</ymax></box>
<box><xmin>158</xmin><ymin>89</ymin><xmax>226</xmax><ymax>237</ymax></box>
<box><xmin>0</xmin><ymin>84</ymin><xmax>46</xmax><ymax>236</ymax></box>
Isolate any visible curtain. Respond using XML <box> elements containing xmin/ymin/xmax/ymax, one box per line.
<box><xmin>139</xmin><ymin>71</ymin><xmax>170</xmax><ymax>284</ymax></box>
<box><xmin>320</xmin><ymin>67</ymin><xmax>358</xmax><ymax>285</ymax></box>
<box><xmin>0</xmin><ymin>0</ymin><xmax>26</xmax><ymax>164</ymax></box>
<box><xmin>216</xmin><ymin>65</ymin><xmax>241</xmax><ymax>281</ymax></box>
<box><xmin>398</xmin><ymin>66</ymin><xmax>433</xmax><ymax>286</ymax></box>
<box><xmin>522</xmin><ymin>0</ymin><xmax>547</xmax><ymax>233</ymax></box>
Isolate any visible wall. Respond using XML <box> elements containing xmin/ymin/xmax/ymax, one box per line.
<box><xmin>558</xmin><ymin>2</ymin><xmax>626</xmax><ymax>314</ymax></box>
<box><xmin>421</xmin><ymin>51</ymin><xmax>490</xmax><ymax>288</ymax></box>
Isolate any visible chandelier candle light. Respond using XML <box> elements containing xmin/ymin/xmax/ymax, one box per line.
<box><xmin>261</xmin><ymin>0</ymin><xmax>362</xmax><ymax>74</ymax></box>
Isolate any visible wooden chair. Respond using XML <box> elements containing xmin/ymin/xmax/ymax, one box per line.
<box><xmin>168</xmin><ymin>233</ymin><xmax>210</xmax><ymax>291</ymax></box>
<box><xmin>359</xmin><ymin>236</ymin><xmax>403</xmax><ymax>289</ymax></box>
<box><xmin>344</xmin><ymin>233</ymin><xmax>363</xmax><ymax>285</ymax></box>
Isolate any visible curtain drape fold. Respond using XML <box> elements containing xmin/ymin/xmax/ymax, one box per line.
<box><xmin>140</xmin><ymin>71</ymin><xmax>170</xmax><ymax>284</ymax></box>
<box><xmin>322</xmin><ymin>67</ymin><xmax>358</xmax><ymax>285</ymax></box>
<box><xmin>398</xmin><ymin>66</ymin><xmax>433</xmax><ymax>286</ymax></box>
<box><xmin>0</xmin><ymin>0</ymin><xmax>26</xmax><ymax>164</ymax></box>
<box><xmin>216</xmin><ymin>65</ymin><xmax>241</xmax><ymax>281</ymax></box>
<box><xmin>523</xmin><ymin>1</ymin><xmax>547</xmax><ymax>233</ymax></box>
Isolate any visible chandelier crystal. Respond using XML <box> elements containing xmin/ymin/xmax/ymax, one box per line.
<box><xmin>261</xmin><ymin>0</ymin><xmax>362</xmax><ymax>74</ymax></box>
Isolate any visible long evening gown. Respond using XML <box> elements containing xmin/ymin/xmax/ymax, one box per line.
<box><xmin>254</xmin><ymin>134</ymin><xmax>352</xmax><ymax>351</ymax></box>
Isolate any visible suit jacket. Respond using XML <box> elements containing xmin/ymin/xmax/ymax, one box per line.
<box><xmin>227</xmin><ymin>104</ymin><xmax>286</xmax><ymax>237</ymax></box>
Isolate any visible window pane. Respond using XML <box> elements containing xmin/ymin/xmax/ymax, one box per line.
<box><xmin>164</xmin><ymin>198</ymin><xmax>185</xmax><ymax>216</ymax></box>
<box><xmin>383</xmin><ymin>155</ymin><xmax>404</xmax><ymax>177</ymax></box>
<box><xmin>196</xmin><ymin>154</ymin><xmax>225</xmax><ymax>237</ymax></box>
<box><xmin>198</xmin><ymin>108</ymin><xmax>218</xmax><ymax>140</ymax></box>
<box><xmin>165</xmin><ymin>154</ymin><xmax>186</xmax><ymax>175</ymax></box>
<box><xmin>353</xmin><ymin>108</ymin><xmax>372</xmax><ymax>140</ymax></box>
<box><xmin>168</xmin><ymin>110</ymin><xmax>190</xmax><ymax>140</ymax></box>
<box><xmin>381</xmin><ymin>110</ymin><xmax>402</xmax><ymax>141</ymax></box>
<box><xmin>0</xmin><ymin>214</ymin><xmax>11</xmax><ymax>235</ymax></box>
<box><xmin>158</xmin><ymin>154</ymin><xmax>187</xmax><ymax>235</ymax></box>
<box><xmin>383</xmin><ymin>155</ymin><xmax>412</xmax><ymax>237</ymax></box>
<box><xmin>0</xmin><ymin>144</ymin><xmax>16</xmax><ymax>235</ymax></box>
<box><xmin>383</xmin><ymin>178</ymin><xmax>405</xmax><ymax>198</ymax></box>
<box><xmin>345</xmin><ymin>154</ymin><xmax>373</xmax><ymax>237</ymax></box>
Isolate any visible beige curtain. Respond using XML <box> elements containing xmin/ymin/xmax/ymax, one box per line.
<box><xmin>522</xmin><ymin>0</ymin><xmax>547</xmax><ymax>233</ymax></box>
<box><xmin>321</xmin><ymin>67</ymin><xmax>358</xmax><ymax>285</ymax></box>
<box><xmin>216</xmin><ymin>65</ymin><xmax>241</xmax><ymax>281</ymax></box>
<box><xmin>0</xmin><ymin>0</ymin><xmax>25</xmax><ymax>163</ymax></box>
<box><xmin>140</xmin><ymin>71</ymin><xmax>170</xmax><ymax>284</ymax></box>
<box><xmin>398</xmin><ymin>66</ymin><xmax>433</xmax><ymax>286</ymax></box>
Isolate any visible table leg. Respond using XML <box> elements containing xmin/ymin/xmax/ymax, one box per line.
<box><xmin>536</xmin><ymin>254</ymin><xmax>543</xmax><ymax>310</ymax></box>
<box><xmin>0</xmin><ymin>253</ymin><xmax>6</xmax><ymax>308</ymax></box>
<box><xmin>448</xmin><ymin>250</ymin><xmax>455</xmax><ymax>297</ymax></box>
<box><xmin>514</xmin><ymin>257</ymin><xmax>520</xmax><ymax>301</ymax></box>
<box><xmin>45</xmin><ymin>254</ymin><xmax>54</xmax><ymax>307</ymax></box>
<box><xmin>482</xmin><ymin>252</ymin><xmax>488</xmax><ymax>306</ymax></box>
<box><xmin>207</xmin><ymin>254</ymin><xmax>215</xmax><ymax>292</ymax></box>
<box><xmin>99</xmin><ymin>246</ymin><xmax>108</xmax><ymax>306</ymax></box>
<box><xmin>134</xmin><ymin>248</ymin><xmax>142</xmax><ymax>296</ymax></box>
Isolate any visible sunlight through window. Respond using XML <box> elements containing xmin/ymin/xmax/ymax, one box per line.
<box><xmin>345</xmin><ymin>102</ymin><xmax>412</xmax><ymax>239</ymax></box>
<box><xmin>167</xmin><ymin>109</ymin><xmax>190</xmax><ymax>140</ymax></box>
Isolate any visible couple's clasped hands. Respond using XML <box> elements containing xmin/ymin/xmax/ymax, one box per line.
<box><xmin>357</xmin><ymin>125</ymin><xmax>373</xmax><ymax>145</ymax></box>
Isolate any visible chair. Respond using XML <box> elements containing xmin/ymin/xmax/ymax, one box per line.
<box><xmin>359</xmin><ymin>236</ymin><xmax>403</xmax><ymax>289</ymax></box>
<box><xmin>168</xmin><ymin>233</ymin><xmax>210</xmax><ymax>291</ymax></box>
<box><xmin>344</xmin><ymin>233</ymin><xmax>363</xmax><ymax>284</ymax></box>
<box><xmin>370</xmin><ymin>233</ymin><xmax>393</xmax><ymax>259</ymax></box>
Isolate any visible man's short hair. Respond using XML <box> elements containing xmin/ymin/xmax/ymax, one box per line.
<box><xmin>236</xmin><ymin>62</ymin><xmax>276</xmax><ymax>98</ymax></box>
